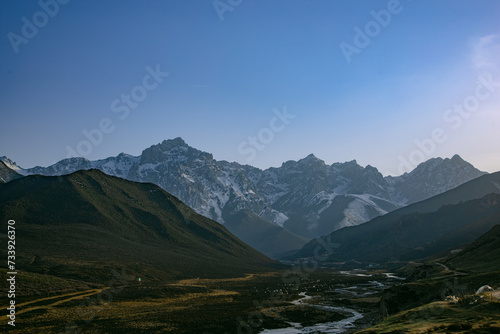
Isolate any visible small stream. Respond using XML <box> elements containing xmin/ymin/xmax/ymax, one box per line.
<box><xmin>258</xmin><ymin>272</ymin><xmax>404</xmax><ymax>334</ymax></box>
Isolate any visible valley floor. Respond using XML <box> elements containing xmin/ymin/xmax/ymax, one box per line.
<box><xmin>2</xmin><ymin>266</ymin><xmax>499</xmax><ymax>333</ymax></box>
<box><xmin>1</xmin><ymin>269</ymin><xmax>395</xmax><ymax>333</ymax></box>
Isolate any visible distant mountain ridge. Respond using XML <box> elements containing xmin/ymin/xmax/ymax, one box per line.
<box><xmin>1</xmin><ymin>138</ymin><xmax>486</xmax><ymax>255</ymax></box>
<box><xmin>0</xmin><ymin>160</ymin><xmax>22</xmax><ymax>183</ymax></box>
<box><xmin>291</xmin><ymin>172</ymin><xmax>500</xmax><ymax>264</ymax></box>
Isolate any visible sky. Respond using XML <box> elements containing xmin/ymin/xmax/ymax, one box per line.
<box><xmin>1</xmin><ymin>0</ymin><xmax>499</xmax><ymax>176</ymax></box>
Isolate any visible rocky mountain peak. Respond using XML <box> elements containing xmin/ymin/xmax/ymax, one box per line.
<box><xmin>393</xmin><ymin>155</ymin><xmax>486</xmax><ymax>204</ymax></box>
<box><xmin>1</xmin><ymin>156</ymin><xmax>23</xmax><ymax>171</ymax></box>
<box><xmin>446</xmin><ymin>154</ymin><xmax>474</xmax><ymax>169</ymax></box>
<box><xmin>159</xmin><ymin>137</ymin><xmax>188</xmax><ymax>151</ymax></box>
<box><xmin>141</xmin><ymin>138</ymin><xmax>190</xmax><ymax>164</ymax></box>
<box><xmin>411</xmin><ymin>154</ymin><xmax>482</xmax><ymax>176</ymax></box>
<box><xmin>331</xmin><ymin>159</ymin><xmax>361</xmax><ymax>170</ymax></box>
<box><xmin>299</xmin><ymin>154</ymin><xmax>325</xmax><ymax>165</ymax></box>
<box><xmin>364</xmin><ymin>165</ymin><xmax>380</xmax><ymax>174</ymax></box>
<box><xmin>450</xmin><ymin>154</ymin><xmax>465</xmax><ymax>162</ymax></box>
<box><xmin>140</xmin><ymin>137</ymin><xmax>215</xmax><ymax>165</ymax></box>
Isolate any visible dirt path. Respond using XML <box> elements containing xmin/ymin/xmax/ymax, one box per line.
<box><xmin>436</xmin><ymin>262</ymin><xmax>467</xmax><ymax>276</ymax></box>
<box><xmin>16</xmin><ymin>288</ymin><xmax>110</xmax><ymax>316</ymax></box>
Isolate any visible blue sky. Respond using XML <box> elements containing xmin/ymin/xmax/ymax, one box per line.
<box><xmin>1</xmin><ymin>0</ymin><xmax>499</xmax><ymax>175</ymax></box>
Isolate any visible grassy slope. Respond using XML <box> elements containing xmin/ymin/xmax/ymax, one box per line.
<box><xmin>357</xmin><ymin>224</ymin><xmax>500</xmax><ymax>333</ymax></box>
<box><xmin>357</xmin><ymin>299</ymin><xmax>500</xmax><ymax>334</ymax></box>
<box><xmin>445</xmin><ymin>224</ymin><xmax>500</xmax><ymax>273</ymax></box>
<box><xmin>0</xmin><ymin>169</ymin><xmax>281</xmax><ymax>286</ymax></box>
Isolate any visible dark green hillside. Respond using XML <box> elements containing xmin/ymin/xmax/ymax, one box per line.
<box><xmin>0</xmin><ymin>169</ymin><xmax>280</xmax><ymax>284</ymax></box>
<box><xmin>358</xmin><ymin>224</ymin><xmax>500</xmax><ymax>334</ymax></box>
<box><xmin>446</xmin><ymin>223</ymin><xmax>500</xmax><ymax>272</ymax></box>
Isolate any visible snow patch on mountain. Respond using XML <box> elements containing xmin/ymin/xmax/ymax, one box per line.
<box><xmin>351</xmin><ymin>194</ymin><xmax>389</xmax><ymax>216</ymax></box>
<box><xmin>1</xmin><ymin>156</ymin><xmax>27</xmax><ymax>175</ymax></box>
<box><xmin>309</xmin><ymin>191</ymin><xmax>338</xmax><ymax>214</ymax></box>
<box><xmin>339</xmin><ymin>197</ymin><xmax>371</xmax><ymax>229</ymax></box>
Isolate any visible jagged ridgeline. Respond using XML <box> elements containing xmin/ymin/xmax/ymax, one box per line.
<box><xmin>0</xmin><ymin>160</ymin><xmax>22</xmax><ymax>183</ymax></box>
<box><xmin>1</xmin><ymin>138</ymin><xmax>486</xmax><ymax>258</ymax></box>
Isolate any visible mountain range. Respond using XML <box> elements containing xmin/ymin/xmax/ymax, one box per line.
<box><xmin>1</xmin><ymin>138</ymin><xmax>486</xmax><ymax>257</ymax></box>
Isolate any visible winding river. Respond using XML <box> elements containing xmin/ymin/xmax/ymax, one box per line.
<box><xmin>259</xmin><ymin>292</ymin><xmax>363</xmax><ymax>334</ymax></box>
<box><xmin>258</xmin><ymin>272</ymin><xmax>404</xmax><ymax>333</ymax></box>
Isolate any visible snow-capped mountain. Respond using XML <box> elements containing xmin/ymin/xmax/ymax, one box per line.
<box><xmin>2</xmin><ymin>138</ymin><xmax>486</xmax><ymax>240</ymax></box>
<box><xmin>0</xmin><ymin>161</ymin><xmax>22</xmax><ymax>183</ymax></box>
<box><xmin>0</xmin><ymin>156</ymin><xmax>26</xmax><ymax>175</ymax></box>
<box><xmin>385</xmin><ymin>154</ymin><xmax>487</xmax><ymax>204</ymax></box>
